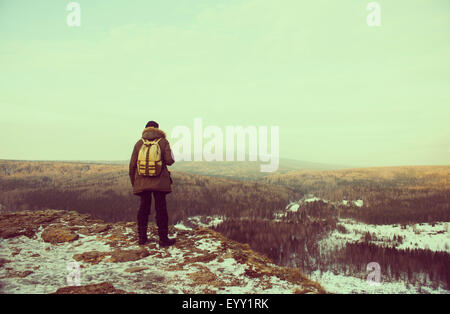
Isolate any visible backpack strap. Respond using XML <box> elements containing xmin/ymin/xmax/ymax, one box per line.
<box><xmin>141</xmin><ymin>138</ymin><xmax>162</xmax><ymax>146</ymax></box>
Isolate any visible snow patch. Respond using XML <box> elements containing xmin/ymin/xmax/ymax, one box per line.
<box><xmin>320</xmin><ymin>219</ymin><xmax>450</xmax><ymax>253</ymax></box>
<box><xmin>309</xmin><ymin>270</ymin><xmax>449</xmax><ymax>294</ymax></box>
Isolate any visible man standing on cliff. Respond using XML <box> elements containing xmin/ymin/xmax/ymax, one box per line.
<box><xmin>129</xmin><ymin>120</ymin><xmax>176</xmax><ymax>247</ymax></box>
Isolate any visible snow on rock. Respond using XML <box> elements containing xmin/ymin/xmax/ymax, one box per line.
<box><xmin>277</xmin><ymin>195</ymin><xmax>365</xmax><ymax>219</ymax></box>
<box><xmin>294</xmin><ymin>194</ymin><xmax>326</xmax><ymax>205</ymax></box>
<box><xmin>286</xmin><ymin>203</ymin><xmax>300</xmax><ymax>213</ymax></box>
<box><xmin>0</xmin><ymin>209</ymin><xmax>325</xmax><ymax>294</ymax></box>
<box><xmin>41</xmin><ymin>225</ymin><xmax>79</xmax><ymax>244</ymax></box>
<box><xmin>275</xmin><ymin>194</ymin><xmax>337</xmax><ymax>219</ymax></box>
<box><xmin>303</xmin><ymin>196</ymin><xmax>323</xmax><ymax>203</ymax></box>
<box><xmin>174</xmin><ymin>222</ymin><xmax>192</xmax><ymax>231</ymax></box>
<box><xmin>175</xmin><ymin>215</ymin><xmax>225</xmax><ymax>230</ymax></box>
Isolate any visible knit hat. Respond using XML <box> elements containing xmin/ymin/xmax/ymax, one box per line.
<box><xmin>145</xmin><ymin>121</ymin><xmax>159</xmax><ymax>128</ymax></box>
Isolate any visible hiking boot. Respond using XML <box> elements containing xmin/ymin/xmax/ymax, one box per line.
<box><xmin>137</xmin><ymin>226</ymin><xmax>148</xmax><ymax>244</ymax></box>
<box><xmin>138</xmin><ymin>237</ymin><xmax>149</xmax><ymax>245</ymax></box>
<box><xmin>159</xmin><ymin>238</ymin><xmax>176</xmax><ymax>247</ymax></box>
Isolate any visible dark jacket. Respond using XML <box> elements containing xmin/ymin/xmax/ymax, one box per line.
<box><xmin>129</xmin><ymin>127</ymin><xmax>175</xmax><ymax>194</ymax></box>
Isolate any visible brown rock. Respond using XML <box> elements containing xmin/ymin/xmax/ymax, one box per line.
<box><xmin>41</xmin><ymin>226</ymin><xmax>79</xmax><ymax>244</ymax></box>
<box><xmin>124</xmin><ymin>266</ymin><xmax>149</xmax><ymax>273</ymax></box>
<box><xmin>125</xmin><ymin>222</ymin><xmax>136</xmax><ymax>228</ymax></box>
<box><xmin>11</xmin><ymin>247</ymin><xmax>22</xmax><ymax>256</ymax></box>
<box><xmin>90</xmin><ymin>224</ymin><xmax>112</xmax><ymax>234</ymax></box>
<box><xmin>73</xmin><ymin>248</ymin><xmax>149</xmax><ymax>264</ymax></box>
<box><xmin>78</xmin><ymin>224</ymin><xmax>113</xmax><ymax>236</ymax></box>
<box><xmin>0</xmin><ymin>210</ymin><xmax>63</xmax><ymax>239</ymax></box>
<box><xmin>107</xmin><ymin>248</ymin><xmax>150</xmax><ymax>263</ymax></box>
<box><xmin>0</xmin><ymin>226</ymin><xmax>35</xmax><ymax>239</ymax></box>
<box><xmin>0</xmin><ymin>258</ymin><xmax>11</xmax><ymax>267</ymax></box>
<box><xmin>0</xmin><ymin>210</ymin><xmax>104</xmax><ymax>240</ymax></box>
<box><xmin>5</xmin><ymin>270</ymin><xmax>34</xmax><ymax>278</ymax></box>
<box><xmin>187</xmin><ymin>267</ymin><xmax>226</xmax><ymax>288</ymax></box>
<box><xmin>77</xmin><ymin>227</ymin><xmax>92</xmax><ymax>236</ymax></box>
<box><xmin>73</xmin><ymin>251</ymin><xmax>109</xmax><ymax>265</ymax></box>
<box><xmin>53</xmin><ymin>282</ymin><xmax>129</xmax><ymax>294</ymax></box>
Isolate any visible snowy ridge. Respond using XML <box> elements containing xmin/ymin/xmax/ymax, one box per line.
<box><xmin>308</xmin><ymin>270</ymin><xmax>449</xmax><ymax>294</ymax></box>
<box><xmin>313</xmin><ymin>219</ymin><xmax>450</xmax><ymax>294</ymax></box>
<box><xmin>277</xmin><ymin>194</ymin><xmax>363</xmax><ymax>217</ymax></box>
<box><xmin>320</xmin><ymin>218</ymin><xmax>450</xmax><ymax>254</ymax></box>
<box><xmin>0</xmin><ymin>210</ymin><xmax>324</xmax><ymax>294</ymax></box>
<box><xmin>174</xmin><ymin>215</ymin><xmax>225</xmax><ymax>230</ymax></box>
<box><xmin>274</xmin><ymin>195</ymin><xmax>449</xmax><ymax>294</ymax></box>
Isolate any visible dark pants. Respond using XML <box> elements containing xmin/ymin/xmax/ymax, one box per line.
<box><xmin>137</xmin><ymin>191</ymin><xmax>169</xmax><ymax>241</ymax></box>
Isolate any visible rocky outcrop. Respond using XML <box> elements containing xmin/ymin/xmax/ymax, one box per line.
<box><xmin>0</xmin><ymin>209</ymin><xmax>326</xmax><ymax>294</ymax></box>
<box><xmin>53</xmin><ymin>282</ymin><xmax>130</xmax><ymax>294</ymax></box>
<box><xmin>0</xmin><ymin>209</ymin><xmax>109</xmax><ymax>239</ymax></box>
<box><xmin>41</xmin><ymin>225</ymin><xmax>79</xmax><ymax>244</ymax></box>
<box><xmin>0</xmin><ymin>209</ymin><xmax>62</xmax><ymax>239</ymax></box>
<box><xmin>125</xmin><ymin>266</ymin><xmax>149</xmax><ymax>273</ymax></box>
<box><xmin>72</xmin><ymin>251</ymin><xmax>109</xmax><ymax>265</ymax></box>
<box><xmin>73</xmin><ymin>248</ymin><xmax>150</xmax><ymax>264</ymax></box>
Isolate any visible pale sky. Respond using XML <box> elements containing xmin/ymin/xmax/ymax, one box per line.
<box><xmin>0</xmin><ymin>0</ymin><xmax>449</xmax><ymax>167</ymax></box>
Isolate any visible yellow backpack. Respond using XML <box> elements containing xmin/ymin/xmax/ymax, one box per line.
<box><xmin>137</xmin><ymin>138</ymin><xmax>163</xmax><ymax>176</ymax></box>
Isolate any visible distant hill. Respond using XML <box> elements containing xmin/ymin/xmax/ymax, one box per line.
<box><xmin>263</xmin><ymin>165</ymin><xmax>450</xmax><ymax>224</ymax></box>
<box><xmin>1</xmin><ymin>160</ymin><xmax>449</xmax><ymax>294</ymax></box>
<box><xmin>170</xmin><ymin>158</ymin><xmax>349</xmax><ymax>180</ymax></box>
<box><xmin>1</xmin><ymin>160</ymin><xmax>448</xmax><ymax>225</ymax></box>
<box><xmin>0</xmin><ymin>157</ymin><xmax>348</xmax><ymax>181</ymax></box>
<box><xmin>0</xmin><ymin>160</ymin><xmax>300</xmax><ymax>223</ymax></box>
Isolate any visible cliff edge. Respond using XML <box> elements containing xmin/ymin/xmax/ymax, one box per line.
<box><xmin>0</xmin><ymin>209</ymin><xmax>325</xmax><ymax>294</ymax></box>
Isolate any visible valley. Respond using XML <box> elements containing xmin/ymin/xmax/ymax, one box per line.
<box><xmin>0</xmin><ymin>159</ymin><xmax>449</xmax><ymax>293</ymax></box>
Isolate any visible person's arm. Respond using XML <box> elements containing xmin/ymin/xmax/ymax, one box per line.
<box><xmin>129</xmin><ymin>142</ymin><xmax>139</xmax><ymax>186</ymax></box>
<box><xmin>162</xmin><ymin>138</ymin><xmax>175</xmax><ymax>166</ymax></box>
